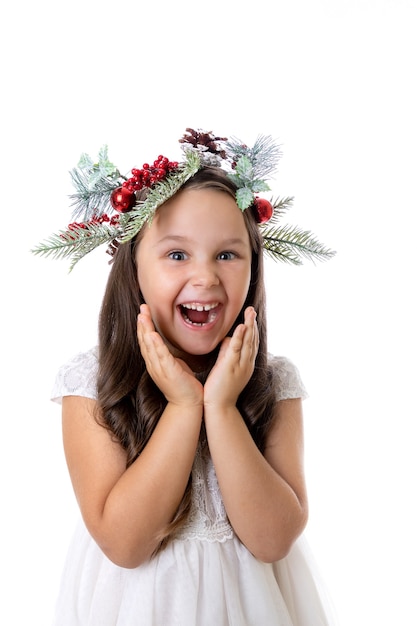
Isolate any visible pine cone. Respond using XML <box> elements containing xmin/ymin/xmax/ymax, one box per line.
<box><xmin>179</xmin><ymin>128</ymin><xmax>228</xmax><ymax>160</ymax></box>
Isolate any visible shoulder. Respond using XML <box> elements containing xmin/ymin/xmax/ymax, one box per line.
<box><xmin>51</xmin><ymin>347</ymin><xmax>99</xmax><ymax>404</ymax></box>
<box><xmin>268</xmin><ymin>354</ymin><xmax>309</xmax><ymax>401</ymax></box>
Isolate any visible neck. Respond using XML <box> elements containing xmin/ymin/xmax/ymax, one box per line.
<box><xmin>166</xmin><ymin>343</ymin><xmax>218</xmax><ymax>375</ymax></box>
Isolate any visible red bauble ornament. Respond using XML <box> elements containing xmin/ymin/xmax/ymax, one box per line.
<box><xmin>254</xmin><ymin>198</ymin><xmax>273</xmax><ymax>224</ymax></box>
<box><xmin>110</xmin><ymin>187</ymin><xmax>136</xmax><ymax>213</ymax></box>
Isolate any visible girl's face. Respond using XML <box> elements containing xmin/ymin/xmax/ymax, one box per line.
<box><xmin>136</xmin><ymin>187</ymin><xmax>252</xmax><ymax>361</ymax></box>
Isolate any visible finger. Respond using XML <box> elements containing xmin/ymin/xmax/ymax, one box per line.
<box><xmin>217</xmin><ymin>336</ymin><xmax>232</xmax><ymax>361</ymax></box>
<box><xmin>138</xmin><ymin>304</ymin><xmax>154</xmax><ymax>331</ymax></box>
<box><xmin>243</xmin><ymin>305</ymin><xmax>256</xmax><ymax>329</ymax></box>
<box><xmin>240</xmin><ymin>307</ymin><xmax>259</xmax><ymax>362</ymax></box>
<box><xmin>137</xmin><ymin>313</ymin><xmax>167</xmax><ymax>370</ymax></box>
<box><xmin>220</xmin><ymin>325</ymin><xmax>246</xmax><ymax>367</ymax></box>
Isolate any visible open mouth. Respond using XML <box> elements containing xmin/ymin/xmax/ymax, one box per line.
<box><xmin>179</xmin><ymin>302</ymin><xmax>220</xmax><ymax>326</ymax></box>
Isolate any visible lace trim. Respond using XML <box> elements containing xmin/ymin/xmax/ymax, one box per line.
<box><xmin>51</xmin><ymin>347</ymin><xmax>98</xmax><ymax>403</ymax></box>
<box><xmin>174</xmin><ymin>441</ymin><xmax>235</xmax><ymax>543</ymax></box>
<box><xmin>269</xmin><ymin>354</ymin><xmax>308</xmax><ymax>401</ymax></box>
<box><xmin>51</xmin><ymin>349</ymin><xmax>307</xmax><ymax>404</ymax></box>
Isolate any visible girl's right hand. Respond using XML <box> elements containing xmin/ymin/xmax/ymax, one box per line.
<box><xmin>137</xmin><ymin>304</ymin><xmax>204</xmax><ymax>408</ymax></box>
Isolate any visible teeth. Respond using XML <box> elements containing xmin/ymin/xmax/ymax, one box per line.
<box><xmin>180</xmin><ymin>302</ymin><xmax>220</xmax><ymax>326</ymax></box>
<box><xmin>182</xmin><ymin>310</ymin><xmax>219</xmax><ymax>327</ymax></box>
<box><xmin>181</xmin><ymin>302</ymin><xmax>218</xmax><ymax>311</ymax></box>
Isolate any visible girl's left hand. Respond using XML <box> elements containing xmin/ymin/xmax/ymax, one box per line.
<box><xmin>204</xmin><ymin>306</ymin><xmax>259</xmax><ymax>408</ymax></box>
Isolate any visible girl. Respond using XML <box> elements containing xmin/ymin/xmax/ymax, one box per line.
<box><xmin>36</xmin><ymin>129</ymin><xmax>336</xmax><ymax>625</ymax></box>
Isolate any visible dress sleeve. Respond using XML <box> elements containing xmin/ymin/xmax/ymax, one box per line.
<box><xmin>51</xmin><ymin>347</ymin><xmax>99</xmax><ymax>404</ymax></box>
<box><xmin>269</xmin><ymin>354</ymin><xmax>309</xmax><ymax>401</ymax></box>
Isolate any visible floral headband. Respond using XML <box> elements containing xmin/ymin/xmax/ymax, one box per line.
<box><xmin>32</xmin><ymin>128</ymin><xmax>335</xmax><ymax>270</ymax></box>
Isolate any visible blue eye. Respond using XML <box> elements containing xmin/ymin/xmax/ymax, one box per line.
<box><xmin>168</xmin><ymin>251</ymin><xmax>187</xmax><ymax>261</ymax></box>
<box><xmin>217</xmin><ymin>251</ymin><xmax>236</xmax><ymax>260</ymax></box>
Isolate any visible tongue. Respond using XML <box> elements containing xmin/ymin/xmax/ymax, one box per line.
<box><xmin>184</xmin><ymin>308</ymin><xmax>210</xmax><ymax>324</ymax></box>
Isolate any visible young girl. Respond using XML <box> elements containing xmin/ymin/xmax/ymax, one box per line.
<box><xmin>35</xmin><ymin>129</ymin><xmax>336</xmax><ymax>625</ymax></box>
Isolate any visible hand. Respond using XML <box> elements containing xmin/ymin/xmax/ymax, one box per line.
<box><xmin>137</xmin><ymin>305</ymin><xmax>204</xmax><ymax>408</ymax></box>
<box><xmin>204</xmin><ymin>307</ymin><xmax>259</xmax><ymax>409</ymax></box>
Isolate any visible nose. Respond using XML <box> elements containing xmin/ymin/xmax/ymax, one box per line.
<box><xmin>191</xmin><ymin>260</ymin><xmax>220</xmax><ymax>288</ymax></box>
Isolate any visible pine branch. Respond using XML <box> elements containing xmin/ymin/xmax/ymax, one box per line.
<box><xmin>69</xmin><ymin>168</ymin><xmax>122</xmax><ymax>221</ymax></box>
<box><xmin>226</xmin><ymin>135</ymin><xmax>282</xmax><ymax>179</ymax></box>
<box><xmin>120</xmin><ymin>150</ymin><xmax>201</xmax><ymax>242</ymax></box>
<box><xmin>260</xmin><ymin>223</ymin><xmax>337</xmax><ymax>265</ymax></box>
<box><xmin>268</xmin><ymin>196</ymin><xmax>295</xmax><ymax>223</ymax></box>
<box><xmin>225</xmin><ymin>136</ymin><xmax>282</xmax><ymax>210</ymax></box>
<box><xmin>31</xmin><ymin>222</ymin><xmax>121</xmax><ymax>271</ymax></box>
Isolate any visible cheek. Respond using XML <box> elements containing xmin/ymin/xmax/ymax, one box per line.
<box><xmin>227</xmin><ymin>276</ymin><xmax>251</xmax><ymax>319</ymax></box>
<box><xmin>137</xmin><ymin>270</ymin><xmax>154</xmax><ymax>307</ymax></box>
<box><xmin>239</xmin><ymin>269</ymin><xmax>252</xmax><ymax>301</ymax></box>
<box><xmin>137</xmin><ymin>269</ymin><xmax>175</xmax><ymax>320</ymax></box>
<box><xmin>136</xmin><ymin>256</ymin><xmax>158</xmax><ymax>296</ymax></box>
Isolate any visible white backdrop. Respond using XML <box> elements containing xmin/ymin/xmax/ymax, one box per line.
<box><xmin>1</xmin><ymin>1</ymin><xmax>416</xmax><ymax>624</ymax></box>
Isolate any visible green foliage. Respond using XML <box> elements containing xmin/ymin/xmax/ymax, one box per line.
<box><xmin>78</xmin><ymin>145</ymin><xmax>119</xmax><ymax>183</ymax></box>
<box><xmin>69</xmin><ymin>168</ymin><xmax>121</xmax><ymax>221</ymax></box>
<box><xmin>260</xmin><ymin>223</ymin><xmax>336</xmax><ymax>265</ymax></box>
<box><xmin>269</xmin><ymin>196</ymin><xmax>295</xmax><ymax>221</ymax></box>
<box><xmin>262</xmin><ymin>195</ymin><xmax>336</xmax><ymax>264</ymax></box>
<box><xmin>226</xmin><ymin>135</ymin><xmax>282</xmax><ymax>179</ymax></box>
<box><xmin>31</xmin><ymin>221</ymin><xmax>121</xmax><ymax>271</ymax></box>
<box><xmin>226</xmin><ymin>136</ymin><xmax>282</xmax><ymax>209</ymax></box>
<box><xmin>235</xmin><ymin>187</ymin><xmax>255</xmax><ymax>211</ymax></box>
<box><xmin>69</xmin><ymin>145</ymin><xmax>123</xmax><ymax>221</ymax></box>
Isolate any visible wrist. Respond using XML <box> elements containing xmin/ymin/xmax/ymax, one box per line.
<box><xmin>166</xmin><ymin>399</ymin><xmax>204</xmax><ymax>414</ymax></box>
<box><xmin>203</xmin><ymin>402</ymin><xmax>239</xmax><ymax>420</ymax></box>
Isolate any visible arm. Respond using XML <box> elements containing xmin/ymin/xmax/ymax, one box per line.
<box><xmin>204</xmin><ymin>398</ymin><xmax>308</xmax><ymax>563</ymax></box>
<box><xmin>62</xmin><ymin>307</ymin><xmax>204</xmax><ymax>569</ymax></box>
<box><xmin>203</xmin><ymin>307</ymin><xmax>308</xmax><ymax>562</ymax></box>
<box><xmin>63</xmin><ymin>396</ymin><xmax>202</xmax><ymax>568</ymax></box>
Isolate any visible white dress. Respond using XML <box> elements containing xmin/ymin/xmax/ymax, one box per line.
<box><xmin>51</xmin><ymin>348</ymin><xmax>336</xmax><ymax>626</ymax></box>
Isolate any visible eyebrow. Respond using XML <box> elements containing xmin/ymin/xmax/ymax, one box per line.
<box><xmin>155</xmin><ymin>235</ymin><xmax>248</xmax><ymax>247</ymax></box>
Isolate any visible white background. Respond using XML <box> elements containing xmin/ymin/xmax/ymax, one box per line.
<box><xmin>1</xmin><ymin>1</ymin><xmax>416</xmax><ymax>624</ymax></box>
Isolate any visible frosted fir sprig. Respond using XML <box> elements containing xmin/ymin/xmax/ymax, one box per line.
<box><xmin>69</xmin><ymin>169</ymin><xmax>123</xmax><ymax>221</ymax></box>
<box><xmin>226</xmin><ymin>135</ymin><xmax>282</xmax><ymax>210</ymax></box>
<box><xmin>260</xmin><ymin>222</ymin><xmax>336</xmax><ymax>265</ymax></box>
<box><xmin>78</xmin><ymin>145</ymin><xmax>120</xmax><ymax>185</ymax></box>
<box><xmin>258</xmin><ymin>195</ymin><xmax>336</xmax><ymax>264</ymax></box>
<box><xmin>69</xmin><ymin>145</ymin><xmax>124</xmax><ymax>221</ymax></box>
<box><xmin>32</xmin><ymin>218</ymin><xmax>122</xmax><ymax>271</ymax></box>
<box><xmin>227</xmin><ymin>135</ymin><xmax>282</xmax><ymax>178</ymax></box>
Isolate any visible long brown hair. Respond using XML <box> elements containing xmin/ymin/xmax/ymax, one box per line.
<box><xmin>96</xmin><ymin>167</ymin><xmax>277</xmax><ymax>547</ymax></box>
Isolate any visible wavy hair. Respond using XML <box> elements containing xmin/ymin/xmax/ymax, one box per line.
<box><xmin>96</xmin><ymin>167</ymin><xmax>277</xmax><ymax>550</ymax></box>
